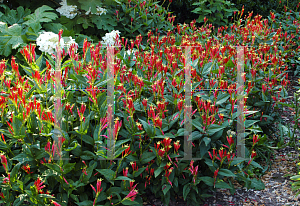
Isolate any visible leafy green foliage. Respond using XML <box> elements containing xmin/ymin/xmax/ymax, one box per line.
<box><xmin>23</xmin><ymin>5</ymin><xmax>58</xmax><ymax>27</ymax></box>
<box><xmin>191</xmin><ymin>0</ymin><xmax>238</xmax><ymax>26</ymax></box>
<box><xmin>0</xmin><ymin>5</ymin><xmax>31</xmax><ymax>25</ymax></box>
<box><xmin>0</xmin><ymin>22</ymin><xmax>26</xmax><ymax>57</ymax></box>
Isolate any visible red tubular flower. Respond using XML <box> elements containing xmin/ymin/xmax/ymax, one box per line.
<box><xmin>123</xmin><ymin>167</ymin><xmax>129</xmax><ymax>177</ymax></box>
<box><xmin>216</xmin><ymin>147</ymin><xmax>227</xmax><ymax>162</ymax></box>
<box><xmin>223</xmin><ymin>135</ymin><xmax>234</xmax><ymax>149</ymax></box>
<box><xmin>128</xmin><ymin>180</ymin><xmax>135</xmax><ymax>190</ymax></box>
<box><xmin>251</xmin><ymin>150</ymin><xmax>257</xmax><ymax>158</ymax></box>
<box><xmin>177</xmin><ymin>99</ymin><xmax>183</xmax><ymax>111</ymax></box>
<box><xmin>0</xmin><ymin>192</ymin><xmax>4</xmax><ymax>199</ymax></box>
<box><xmin>158</xmin><ymin>148</ymin><xmax>165</xmax><ymax>157</ymax></box>
<box><xmin>1</xmin><ymin>154</ymin><xmax>8</xmax><ymax>172</ymax></box>
<box><xmin>213</xmin><ymin>169</ymin><xmax>219</xmax><ymax>186</ymax></box>
<box><xmin>136</xmin><ymin>122</ymin><xmax>143</xmax><ymax>130</ymax></box>
<box><xmin>154</xmin><ymin>115</ymin><xmax>162</xmax><ymax>128</ymax></box>
<box><xmin>253</xmin><ymin>134</ymin><xmax>260</xmax><ymax>146</ymax></box>
<box><xmin>162</xmin><ymin>137</ymin><xmax>172</xmax><ymax>148</ymax></box>
<box><xmin>122</xmin><ymin>145</ymin><xmax>132</xmax><ymax>158</ymax></box>
<box><xmin>165</xmin><ymin>167</ymin><xmax>174</xmax><ymax>186</ymax></box>
<box><xmin>22</xmin><ymin>164</ymin><xmax>33</xmax><ymax>174</ymax></box>
<box><xmin>130</xmin><ymin>161</ymin><xmax>138</xmax><ymax>171</ymax></box>
<box><xmin>45</xmin><ymin>141</ymin><xmax>51</xmax><ymax>153</ymax></box>
<box><xmin>51</xmin><ymin>200</ymin><xmax>61</xmax><ymax>206</ymax></box>
<box><xmin>124</xmin><ymin>186</ymin><xmax>138</xmax><ymax>201</ymax></box>
<box><xmin>154</xmin><ymin>141</ymin><xmax>161</xmax><ymax>150</ymax></box>
<box><xmin>173</xmin><ymin>140</ymin><xmax>180</xmax><ymax>153</ymax></box>
<box><xmin>34</xmin><ymin>178</ymin><xmax>45</xmax><ymax>193</ymax></box>
<box><xmin>114</xmin><ymin>117</ymin><xmax>122</xmax><ymax>140</ymax></box>
<box><xmin>91</xmin><ymin>179</ymin><xmax>103</xmax><ymax>206</ymax></box>
<box><xmin>227</xmin><ymin>152</ymin><xmax>235</xmax><ymax>162</ymax></box>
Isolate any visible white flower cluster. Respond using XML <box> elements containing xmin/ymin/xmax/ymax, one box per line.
<box><xmin>56</xmin><ymin>0</ymin><xmax>78</xmax><ymax>19</ymax></box>
<box><xmin>85</xmin><ymin>6</ymin><xmax>107</xmax><ymax>16</ymax></box>
<box><xmin>101</xmin><ymin>30</ymin><xmax>120</xmax><ymax>46</ymax></box>
<box><xmin>124</xmin><ymin>49</ymin><xmax>137</xmax><ymax>60</ymax></box>
<box><xmin>36</xmin><ymin>31</ymin><xmax>78</xmax><ymax>55</ymax></box>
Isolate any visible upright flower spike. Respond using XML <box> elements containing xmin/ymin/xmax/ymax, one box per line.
<box><xmin>173</xmin><ymin>140</ymin><xmax>180</xmax><ymax>153</ymax></box>
<box><xmin>1</xmin><ymin>154</ymin><xmax>8</xmax><ymax>172</ymax></box>
<box><xmin>51</xmin><ymin>200</ymin><xmax>61</xmax><ymax>206</ymax></box>
<box><xmin>253</xmin><ymin>134</ymin><xmax>260</xmax><ymax>146</ymax></box>
<box><xmin>34</xmin><ymin>177</ymin><xmax>45</xmax><ymax>193</ymax></box>
<box><xmin>124</xmin><ymin>187</ymin><xmax>138</xmax><ymax>201</ymax></box>
<box><xmin>91</xmin><ymin>178</ymin><xmax>103</xmax><ymax>206</ymax></box>
<box><xmin>213</xmin><ymin>169</ymin><xmax>219</xmax><ymax>187</ymax></box>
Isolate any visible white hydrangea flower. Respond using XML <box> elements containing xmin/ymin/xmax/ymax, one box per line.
<box><xmin>85</xmin><ymin>7</ymin><xmax>92</xmax><ymax>15</ymax></box>
<box><xmin>56</xmin><ymin>0</ymin><xmax>78</xmax><ymax>19</ymax></box>
<box><xmin>36</xmin><ymin>31</ymin><xmax>65</xmax><ymax>55</ymax></box>
<box><xmin>63</xmin><ymin>36</ymin><xmax>78</xmax><ymax>49</ymax></box>
<box><xmin>36</xmin><ymin>31</ymin><xmax>78</xmax><ymax>56</ymax></box>
<box><xmin>124</xmin><ymin>49</ymin><xmax>137</xmax><ymax>60</ymax></box>
<box><xmin>95</xmin><ymin>6</ymin><xmax>107</xmax><ymax>16</ymax></box>
<box><xmin>101</xmin><ymin>30</ymin><xmax>120</xmax><ymax>46</ymax></box>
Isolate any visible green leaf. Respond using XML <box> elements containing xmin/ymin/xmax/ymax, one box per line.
<box><xmin>134</xmin><ymin>166</ymin><xmax>147</xmax><ymax>177</ymax></box>
<box><xmin>139</xmin><ymin>119</ymin><xmax>155</xmax><ymax>138</ymax></box>
<box><xmin>44</xmin><ymin>163</ymin><xmax>63</xmax><ymax>173</ymax></box>
<box><xmin>291</xmin><ymin>175</ymin><xmax>300</xmax><ymax>181</ymax></box>
<box><xmin>78</xmin><ymin>0</ymin><xmax>103</xmax><ymax>13</ymax></box>
<box><xmin>198</xmin><ymin>176</ymin><xmax>214</xmax><ymax>186</ymax></box>
<box><xmin>202</xmin><ymin>61</ymin><xmax>213</xmax><ymax>76</ymax></box>
<box><xmin>0</xmin><ymin>23</ymin><xmax>26</xmax><ymax>57</ymax></box>
<box><xmin>115</xmin><ymin>176</ymin><xmax>133</xmax><ymax>181</ymax></box>
<box><xmin>154</xmin><ymin>166</ymin><xmax>164</xmax><ymax>178</ymax></box>
<box><xmin>206</xmin><ymin>124</ymin><xmax>225</xmax><ymax>136</ymax></box>
<box><xmin>62</xmin><ymin>163</ymin><xmax>76</xmax><ymax>174</ymax></box>
<box><xmin>12</xmin><ymin>153</ymin><xmax>34</xmax><ymax>163</ymax></box>
<box><xmin>91</xmin><ymin>14</ymin><xmax>117</xmax><ymax>31</ymax></box>
<box><xmin>250</xmin><ymin>160</ymin><xmax>263</xmax><ymax>169</ymax></box>
<box><xmin>162</xmin><ymin>184</ymin><xmax>172</xmax><ymax>195</ymax></box>
<box><xmin>10</xmin><ymin>162</ymin><xmax>22</xmax><ymax>182</ymax></box>
<box><xmin>218</xmin><ymin>169</ymin><xmax>236</xmax><ymax>177</ymax></box>
<box><xmin>216</xmin><ymin>93</ymin><xmax>230</xmax><ymax>105</ymax></box>
<box><xmin>122</xmin><ymin>200</ymin><xmax>139</xmax><ymax>205</ymax></box>
<box><xmin>13</xmin><ymin>194</ymin><xmax>27</xmax><ymax>206</ymax></box>
<box><xmin>81</xmin><ymin>134</ymin><xmax>94</xmax><ymax>145</ymax></box>
<box><xmin>203</xmin><ymin>137</ymin><xmax>211</xmax><ymax>146</ymax></box>
<box><xmin>23</xmin><ymin>5</ymin><xmax>58</xmax><ymax>25</ymax></box>
<box><xmin>96</xmin><ymin>169</ymin><xmax>115</xmax><ymax>181</ymax></box>
<box><xmin>245</xmin><ymin>120</ymin><xmax>260</xmax><ymax>128</ymax></box>
<box><xmin>140</xmin><ymin>151</ymin><xmax>156</xmax><ymax>164</ymax></box>
<box><xmin>183</xmin><ymin>184</ymin><xmax>190</xmax><ymax>201</ymax></box>
<box><xmin>42</xmin><ymin>169</ymin><xmax>58</xmax><ymax>177</ymax></box>
<box><xmin>1</xmin><ymin>6</ymin><xmax>31</xmax><ymax>25</ymax></box>
<box><xmin>250</xmin><ymin>178</ymin><xmax>265</xmax><ymax>190</ymax></box>
<box><xmin>81</xmin><ymin>150</ymin><xmax>96</xmax><ymax>160</ymax></box>
<box><xmin>77</xmin><ymin>17</ymin><xmax>93</xmax><ymax>29</ymax></box>
<box><xmin>215</xmin><ymin>181</ymin><xmax>232</xmax><ymax>189</ymax></box>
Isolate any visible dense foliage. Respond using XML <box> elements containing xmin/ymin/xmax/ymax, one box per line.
<box><xmin>0</xmin><ymin>0</ymin><xmax>300</xmax><ymax>206</ymax></box>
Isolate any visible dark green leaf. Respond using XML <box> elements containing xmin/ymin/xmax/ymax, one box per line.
<box><xmin>140</xmin><ymin>151</ymin><xmax>156</xmax><ymax>164</ymax></box>
<box><xmin>183</xmin><ymin>184</ymin><xmax>190</xmax><ymax>201</ymax></box>
<box><xmin>218</xmin><ymin>169</ymin><xmax>236</xmax><ymax>177</ymax></box>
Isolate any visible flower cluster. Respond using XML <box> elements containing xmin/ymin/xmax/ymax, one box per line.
<box><xmin>36</xmin><ymin>31</ymin><xmax>64</xmax><ymax>55</ymax></box>
<box><xmin>56</xmin><ymin>0</ymin><xmax>79</xmax><ymax>19</ymax></box>
<box><xmin>101</xmin><ymin>30</ymin><xmax>120</xmax><ymax>46</ymax></box>
<box><xmin>36</xmin><ymin>31</ymin><xmax>77</xmax><ymax>55</ymax></box>
<box><xmin>85</xmin><ymin>6</ymin><xmax>107</xmax><ymax>16</ymax></box>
